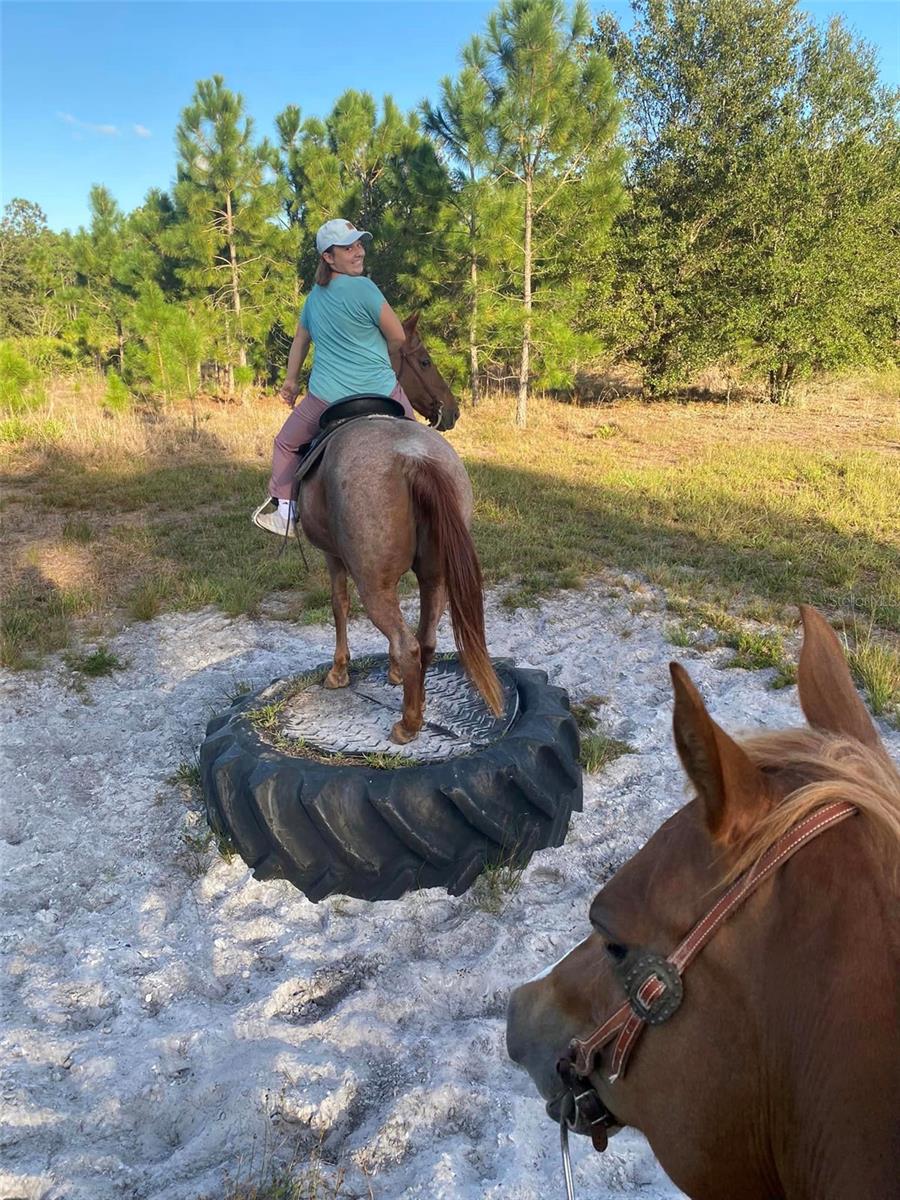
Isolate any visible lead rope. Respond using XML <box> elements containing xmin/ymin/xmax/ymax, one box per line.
<box><xmin>559</xmin><ymin>1094</ymin><xmax>577</xmax><ymax>1200</ymax></box>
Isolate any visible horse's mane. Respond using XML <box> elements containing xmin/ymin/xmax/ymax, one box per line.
<box><xmin>724</xmin><ymin>727</ymin><xmax>900</xmax><ymax>885</ymax></box>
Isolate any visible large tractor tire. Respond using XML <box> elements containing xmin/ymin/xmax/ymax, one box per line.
<box><xmin>200</xmin><ymin>655</ymin><xmax>581</xmax><ymax>902</ymax></box>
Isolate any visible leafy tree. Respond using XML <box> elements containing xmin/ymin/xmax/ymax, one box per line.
<box><xmin>466</xmin><ymin>0</ymin><xmax>623</xmax><ymax>425</ymax></box>
<box><xmin>174</xmin><ymin>75</ymin><xmax>285</xmax><ymax>383</ymax></box>
<box><xmin>595</xmin><ymin>0</ymin><xmax>900</xmax><ymax>400</ymax></box>
<box><xmin>0</xmin><ymin>199</ymin><xmax>54</xmax><ymax>337</ymax></box>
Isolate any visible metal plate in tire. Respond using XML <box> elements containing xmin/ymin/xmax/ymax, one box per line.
<box><xmin>277</xmin><ymin>656</ymin><xmax>518</xmax><ymax>761</ymax></box>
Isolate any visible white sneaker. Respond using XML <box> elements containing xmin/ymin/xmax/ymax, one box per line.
<box><xmin>252</xmin><ymin>500</ymin><xmax>296</xmax><ymax>537</ymax></box>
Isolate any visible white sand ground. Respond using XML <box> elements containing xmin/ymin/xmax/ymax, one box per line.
<box><xmin>3</xmin><ymin>577</ymin><xmax>897</xmax><ymax>1200</ymax></box>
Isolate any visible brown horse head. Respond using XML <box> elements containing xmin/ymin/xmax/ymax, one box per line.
<box><xmin>507</xmin><ymin>606</ymin><xmax>899</xmax><ymax>1199</ymax></box>
<box><xmin>397</xmin><ymin>313</ymin><xmax>460</xmax><ymax>432</ymax></box>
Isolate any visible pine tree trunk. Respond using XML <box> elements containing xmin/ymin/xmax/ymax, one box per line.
<box><xmin>469</xmin><ymin>252</ymin><xmax>480</xmax><ymax>407</ymax></box>
<box><xmin>156</xmin><ymin>342</ymin><xmax>171</xmax><ymax>403</ymax></box>
<box><xmin>225</xmin><ymin>193</ymin><xmax>247</xmax><ymax>369</ymax></box>
<box><xmin>117</xmin><ymin>321</ymin><xmax>125</xmax><ymax>374</ymax></box>
<box><xmin>516</xmin><ymin>172</ymin><xmax>533</xmax><ymax>429</ymax></box>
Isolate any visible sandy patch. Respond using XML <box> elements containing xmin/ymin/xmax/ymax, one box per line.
<box><xmin>2</xmin><ymin>577</ymin><xmax>896</xmax><ymax>1199</ymax></box>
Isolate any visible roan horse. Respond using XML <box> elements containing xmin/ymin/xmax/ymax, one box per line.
<box><xmin>298</xmin><ymin>313</ymin><xmax>502</xmax><ymax>744</ymax></box>
<box><xmin>507</xmin><ymin>606</ymin><xmax>899</xmax><ymax>1200</ymax></box>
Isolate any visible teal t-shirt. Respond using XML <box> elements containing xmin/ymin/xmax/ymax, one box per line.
<box><xmin>300</xmin><ymin>274</ymin><xmax>398</xmax><ymax>404</ymax></box>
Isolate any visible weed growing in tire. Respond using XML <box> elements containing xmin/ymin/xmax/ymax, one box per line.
<box><xmin>246</xmin><ymin>665</ymin><xmax>427</xmax><ymax>767</ymax></box>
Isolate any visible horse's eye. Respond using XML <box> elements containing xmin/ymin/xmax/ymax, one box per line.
<box><xmin>420</xmin><ymin>359</ymin><xmax>430</xmax><ymax>368</ymax></box>
<box><xmin>605</xmin><ymin>942</ymin><xmax>628</xmax><ymax>963</ymax></box>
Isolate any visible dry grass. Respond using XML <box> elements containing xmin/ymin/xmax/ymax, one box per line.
<box><xmin>2</xmin><ymin>372</ymin><xmax>898</xmax><ymax>674</ymax></box>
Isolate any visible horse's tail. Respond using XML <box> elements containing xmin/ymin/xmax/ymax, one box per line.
<box><xmin>403</xmin><ymin>456</ymin><xmax>503</xmax><ymax>716</ymax></box>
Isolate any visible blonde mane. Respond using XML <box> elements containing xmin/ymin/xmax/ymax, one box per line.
<box><xmin>725</xmin><ymin>727</ymin><xmax>900</xmax><ymax>884</ymax></box>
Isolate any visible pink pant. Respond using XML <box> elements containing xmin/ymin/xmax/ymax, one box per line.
<box><xmin>268</xmin><ymin>384</ymin><xmax>414</xmax><ymax>499</ymax></box>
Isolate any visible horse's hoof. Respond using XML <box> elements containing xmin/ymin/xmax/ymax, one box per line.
<box><xmin>390</xmin><ymin>721</ymin><xmax>419</xmax><ymax>745</ymax></box>
<box><xmin>388</xmin><ymin>667</ymin><xmax>402</xmax><ymax>686</ymax></box>
<box><xmin>324</xmin><ymin>667</ymin><xmax>350</xmax><ymax>689</ymax></box>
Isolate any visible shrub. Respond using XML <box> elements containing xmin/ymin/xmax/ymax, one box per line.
<box><xmin>104</xmin><ymin>371</ymin><xmax>132</xmax><ymax>413</ymax></box>
<box><xmin>9</xmin><ymin>336</ymin><xmax>79</xmax><ymax>375</ymax></box>
<box><xmin>0</xmin><ymin>341</ymin><xmax>45</xmax><ymax>415</ymax></box>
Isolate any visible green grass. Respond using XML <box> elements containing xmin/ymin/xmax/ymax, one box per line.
<box><xmin>844</xmin><ymin>616</ymin><xmax>900</xmax><ymax>720</ymax></box>
<box><xmin>666</xmin><ymin>621</ymin><xmax>695</xmax><ymax>648</ymax></box>
<box><xmin>721</xmin><ymin>626</ymin><xmax>788</xmax><ymax>672</ymax></box>
<box><xmin>62</xmin><ymin>516</ymin><xmax>94</xmax><ymax>543</ymax></box>
<box><xmin>0</xmin><ymin>583</ymin><xmax>97</xmax><ymax>669</ymax></box>
<box><xmin>170</xmin><ymin>757</ymin><xmax>202</xmax><ymax>790</ymax></box>
<box><xmin>580</xmin><ymin>732</ymin><xmax>634</xmax><ymax>774</ymax></box>
<box><xmin>63</xmin><ymin>644</ymin><xmax>126</xmax><ymax>676</ymax></box>
<box><xmin>219</xmin><ymin>1158</ymin><xmax>349</xmax><ymax>1200</ymax></box>
<box><xmin>470</xmin><ymin>845</ymin><xmax>528</xmax><ymax>913</ymax></box>
<box><xmin>2</xmin><ymin>387</ymin><xmax>898</xmax><ymax>680</ymax></box>
<box><xmin>180</xmin><ymin>824</ymin><xmax>236</xmax><ymax>877</ymax></box>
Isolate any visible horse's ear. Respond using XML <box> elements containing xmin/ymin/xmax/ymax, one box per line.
<box><xmin>403</xmin><ymin>312</ymin><xmax>420</xmax><ymax>336</ymax></box>
<box><xmin>797</xmin><ymin>606</ymin><xmax>882</xmax><ymax>751</ymax></box>
<box><xmin>670</xmin><ymin>662</ymin><xmax>775</xmax><ymax>847</ymax></box>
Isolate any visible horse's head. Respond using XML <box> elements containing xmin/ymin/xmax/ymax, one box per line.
<box><xmin>397</xmin><ymin>313</ymin><xmax>460</xmax><ymax>432</ymax></box>
<box><xmin>507</xmin><ymin>607</ymin><xmax>897</xmax><ymax>1196</ymax></box>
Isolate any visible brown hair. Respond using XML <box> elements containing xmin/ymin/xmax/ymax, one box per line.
<box><xmin>315</xmin><ymin>252</ymin><xmax>334</xmax><ymax>287</ymax></box>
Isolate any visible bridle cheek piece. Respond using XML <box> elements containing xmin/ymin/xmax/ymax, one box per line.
<box><xmin>555</xmin><ymin>800</ymin><xmax>856</xmax><ymax>1176</ymax></box>
<box><xmin>398</xmin><ymin>345</ymin><xmax>444</xmax><ymax>428</ymax></box>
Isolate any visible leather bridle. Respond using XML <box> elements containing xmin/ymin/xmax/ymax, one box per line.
<box><xmin>553</xmin><ymin>799</ymin><xmax>857</xmax><ymax>1187</ymax></box>
<box><xmin>397</xmin><ymin>343</ymin><xmax>445</xmax><ymax>429</ymax></box>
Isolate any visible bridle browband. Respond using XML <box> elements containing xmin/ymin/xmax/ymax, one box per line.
<box><xmin>554</xmin><ymin>799</ymin><xmax>857</xmax><ymax>1191</ymax></box>
<box><xmin>397</xmin><ymin>342</ymin><xmax>444</xmax><ymax>429</ymax></box>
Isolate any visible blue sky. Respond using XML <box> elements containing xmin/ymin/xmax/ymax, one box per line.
<box><xmin>2</xmin><ymin>0</ymin><xmax>898</xmax><ymax>232</ymax></box>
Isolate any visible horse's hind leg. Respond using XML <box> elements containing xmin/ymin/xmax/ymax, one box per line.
<box><xmin>324</xmin><ymin>553</ymin><xmax>351</xmax><ymax>690</ymax></box>
<box><xmin>359</xmin><ymin>585</ymin><xmax>423</xmax><ymax>744</ymax></box>
<box><xmin>416</xmin><ymin>569</ymin><xmax>447</xmax><ymax>685</ymax></box>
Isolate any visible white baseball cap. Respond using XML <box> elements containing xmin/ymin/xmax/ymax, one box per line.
<box><xmin>315</xmin><ymin>219</ymin><xmax>372</xmax><ymax>255</ymax></box>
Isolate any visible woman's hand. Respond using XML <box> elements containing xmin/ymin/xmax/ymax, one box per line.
<box><xmin>280</xmin><ymin>380</ymin><xmax>300</xmax><ymax>408</ymax></box>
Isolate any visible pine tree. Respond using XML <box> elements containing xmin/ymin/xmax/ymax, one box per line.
<box><xmin>467</xmin><ymin>0</ymin><xmax>623</xmax><ymax>425</ymax></box>
<box><xmin>422</xmin><ymin>65</ymin><xmax>507</xmax><ymax>404</ymax></box>
<box><xmin>69</xmin><ymin>186</ymin><xmax>136</xmax><ymax>370</ymax></box>
<box><xmin>276</xmin><ymin>91</ymin><xmax>452</xmax><ymax>330</ymax></box>
<box><xmin>174</xmin><ymin>76</ymin><xmax>284</xmax><ymax>386</ymax></box>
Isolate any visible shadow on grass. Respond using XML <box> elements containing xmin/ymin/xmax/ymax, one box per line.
<box><xmin>3</xmin><ymin>433</ymin><xmax>898</xmax><ymax>668</ymax></box>
<box><xmin>466</xmin><ymin>460</ymin><xmax>900</xmax><ymax>630</ymax></box>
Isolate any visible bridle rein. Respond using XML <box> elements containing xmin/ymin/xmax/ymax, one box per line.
<box><xmin>397</xmin><ymin>343</ymin><xmax>444</xmax><ymax>429</ymax></box>
<box><xmin>553</xmin><ymin>799</ymin><xmax>857</xmax><ymax>1198</ymax></box>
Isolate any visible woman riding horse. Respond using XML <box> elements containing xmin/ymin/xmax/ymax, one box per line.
<box><xmin>252</xmin><ymin>218</ymin><xmax>414</xmax><ymax>537</ymax></box>
<box><xmin>254</xmin><ymin>218</ymin><xmax>502</xmax><ymax>743</ymax></box>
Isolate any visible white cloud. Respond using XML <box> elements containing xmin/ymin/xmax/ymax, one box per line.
<box><xmin>133</xmin><ymin>124</ymin><xmax>152</xmax><ymax>139</ymax></box>
<box><xmin>57</xmin><ymin>111</ymin><xmax>119</xmax><ymax>137</ymax></box>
